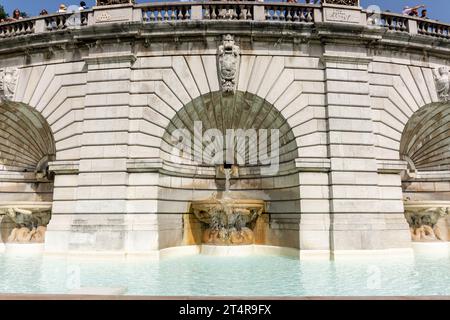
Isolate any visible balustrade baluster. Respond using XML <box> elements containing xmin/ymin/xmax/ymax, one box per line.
<box><xmin>177</xmin><ymin>7</ymin><xmax>183</xmax><ymax>20</ymax></box>
<box><xmin>239</xmin><ymin>5</ymin><xmax>245</xmax><ymax>20</ymax></box>
<box><xmin>273</xmin><ymin>7</ymin><xmax>280</xmax><ymax>20</ymax></box>
<box><xmin>149</xmin><ymin>11</ymin><xmax>155</xmax><ymax>21</ymax></box>
<box><xmin>204</xmin><ymin>7</ymin><xmax>210</xmax><ymax>19</ymax></box>
<box><xmin>231</xmin><ymin>7</ymin><xmax>238</xmax><ymax>20</ymax></box>
<box><xmin>279</xmin><ymin>7</ymin><xmax>285</xmax><ymax>21</ymax></box>
<box><xmin>246</xmin><ymin>6</ymin><xmax>252</xmax><ymax>20</ymax></box>
<box><xmin>286</xmin><ymin>9</ymin><xmax>292</xmax><ymax>22</ymax></box>
<box><xmin>292</xmin><ymin>9</ymin><xmax>298</xmax><ymax>22</ymax></box>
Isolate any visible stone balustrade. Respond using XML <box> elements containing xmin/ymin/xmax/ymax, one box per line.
<box><xmin>417</xmin><ymin>19</ymin><xmax>450</xmax><ymax>39</ymax></box>
<box><xmin>202</xmin><ymin>2</ymin><xmax>254</xmax><ymax>20</ymax></box>
<box><xmin>0</xmin><ymin>1</ymin><xmax>449</xmax><ymax>40</ymax></box>
<box><xmin>0</xmin><ymin>11</ymin><xmax>90</xmax><ymax>38</ymax></box>
<box><xmin>0</xmin><ymin>18</ymin><xmax>35</xmax><ymax>38</ymax></box>
<box><xmin>44</xmin><ymin>11</ymin><xmax>90</xmax><ymax>30</ymax></box>
<box><xmin>264</xmin><ymin>3</ymin><xmax>314</xmax><ymax>22</ymax></box>
<box><xmin>375</xmin><ymin>12</ymin><xmax>410</xmax><ymax>32</ymax></box>
<box><xmin>141</xmin><ymin>2</ymin><xmax>192</xmax><ymax>21</ymax></box>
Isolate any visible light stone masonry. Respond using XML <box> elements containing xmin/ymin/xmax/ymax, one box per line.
<box><xmin>0</xmin><ymin>2</ymin><xmax>448</xmax><ymax>254</ymax></box>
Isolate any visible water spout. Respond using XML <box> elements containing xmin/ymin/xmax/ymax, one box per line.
<box><xmin>224</xmin><ymin>168</ymin><xmax>231</xmax><ymax>193</ymax></box>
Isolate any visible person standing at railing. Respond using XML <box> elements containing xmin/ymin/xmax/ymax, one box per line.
<box><xmin>58</xmin><ymin>4</ymin><xmax>68</xmax><ymax>13</ymax></box>
<box><xmin>11</xmin><ymin>9</ymin><xmax>23</xmax><ymax>21</ymax></box>
<box><xmin>420</xmin><ymin>9</ymin><xmax>429</xmax><ymax>19</ymax></box>
<box><xmin>402</xmin><ymin>5</ymin><xmax>425</xmax><ymax>17</ymax></box>
<box><xmin>79</xmin><ymin>1</ymin><xmax>89</xmax><ymax>11</ymax></box>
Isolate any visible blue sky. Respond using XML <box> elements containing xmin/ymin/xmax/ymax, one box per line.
<box><xmin>1</xmin><ymin>0</ymin><xmax>449</xmax><ymax>21</ymax></box>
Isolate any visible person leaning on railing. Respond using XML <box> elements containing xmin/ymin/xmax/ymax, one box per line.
<box><xmin>402</xmin><ymin>4</ymin><xmax>425</xmax><ymax>17</ymax></box>
<box><xmin>1</xmin><ymin>9</ymin><xmax>23</xmax><ymax>23</ymax></box>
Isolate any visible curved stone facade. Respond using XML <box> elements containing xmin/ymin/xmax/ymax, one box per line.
<box><xmin>0</xmin><ymin>1</ymin><xmax>449</xmax><ymax>254</ymax></box>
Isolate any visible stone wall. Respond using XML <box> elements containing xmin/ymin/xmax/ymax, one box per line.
<box><xmin>0</xmin><ymin>3</ymin><xmax>449</xmax><ymax>253</ymax></box>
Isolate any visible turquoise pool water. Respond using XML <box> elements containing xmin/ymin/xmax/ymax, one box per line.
<box><xmin>1</xmin><ymin>253</ymin><xmax>449</xmax><ymax>296</ymax></box>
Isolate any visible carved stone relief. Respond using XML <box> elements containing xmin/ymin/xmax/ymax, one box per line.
<box><xmin>96</xmin><ymin>0</ymin><xmax>135</xmax><ymax>6</ymax></box>
<box><xmin>434</xmin><ymin>67</ymin><xmax>450</xmax><ymax>102</ymax></box>
<box><xmin>405</xmin><ymin>207</ymin><xmax>449</xmax><ymax>241</ymax></box>
<box><xmin>0</xmin><ymin>207</ymin><xmax>51</xmax><ymax>243</ymax></box>
<box><xmin>0</xmin><ymin>67</ymin><xmax>19</xmax><ymax>102</ymax></box>
<box><xmin>218</xmin><ymin>34</ymin><xmax>240</xmax><ymax>94</ymax></box>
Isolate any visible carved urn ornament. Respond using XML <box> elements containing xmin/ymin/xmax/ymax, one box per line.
<box><xmin>218</xmin><ymin>34</ymin><xmax>240</xmax><ymax>94</ymax></box>
<box><xmin>434</xmin><ymin>67</ymin><xmax>450</xmax><ymax>102</ymax></box>
<box><xmin>0</xmin><ymin>67</ymin><xmax>18</xmax><ymax>102</ymax></box>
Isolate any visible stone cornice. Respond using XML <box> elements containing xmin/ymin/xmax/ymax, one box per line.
<box><xmin>321</xmin><ymin>53</ymin><xmax>373</xmax><ymax>65</ymax></box>
<box><xmin>83</xmin><ymin>53</ymin><xmax>137</xmax><ymax>65</ymax></box>
<box><xmin>0</xmin><ymin>20</ymin><xmax>448</xmax><ymax>57</ymax></box>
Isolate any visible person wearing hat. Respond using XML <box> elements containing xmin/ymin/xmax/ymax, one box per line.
<box><xmin>58</xmin><ymin>4</ymin><xmax>67</xmax><ymax>13</ymax></box>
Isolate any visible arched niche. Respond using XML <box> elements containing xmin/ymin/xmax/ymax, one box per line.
<box><xmin>0</xmin><ymin>101</ymin><xmax>55</xmax><ymax>244</ymax></box>
<box><xmin>157</xmin><ymin>91</ymin><xmax>301</xmax><ymax>249</ymax></box>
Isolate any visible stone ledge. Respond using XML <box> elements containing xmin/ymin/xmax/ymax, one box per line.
<box><xmin>296</xmin><ymin>158</ymin><xmax>331</xmax><ymax>172</ymax></box>
<box><xmin>414</xmin><ymin>171</ymin><xmax>450</xmax><ymax>181</ymax></box>
<box><xmin>0</xmin><ymin>171</ymin><xmax>38</xmax><ymax>182</ymax></box>
<box><xmin>127</xmin><ymin>159</ymin><xmax>163</xmax><ymax>173</ymax></box>
<box><xmin>48</xmin><ymin>161</ymin><xmax>80</xmax><ymax>174</ymax></box>
<box><xmin>377</xmin><ymin>160</ymin><xmax>408</xmax><ymax>174</ymax></box>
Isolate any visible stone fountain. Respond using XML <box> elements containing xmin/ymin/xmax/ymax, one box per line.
<box><xmin>0</xmin><ymin>203</ymin><xmax>51</xmax><ymax>244</ymax></box>
<box><xmin>404</xmin><ymin>200</ymin><xmax>450</xmax><ymax>242</ymax></box>
<box><xmin>190</xmin><ymin>165</ymin><xmax>266</xmax><ymax>246</ymax></box>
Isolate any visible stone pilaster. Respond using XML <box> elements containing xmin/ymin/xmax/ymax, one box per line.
<box><xmin>322</xmin><ymin>46</ymin><xmax>410</xmax><ymax>250</ymax></box>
